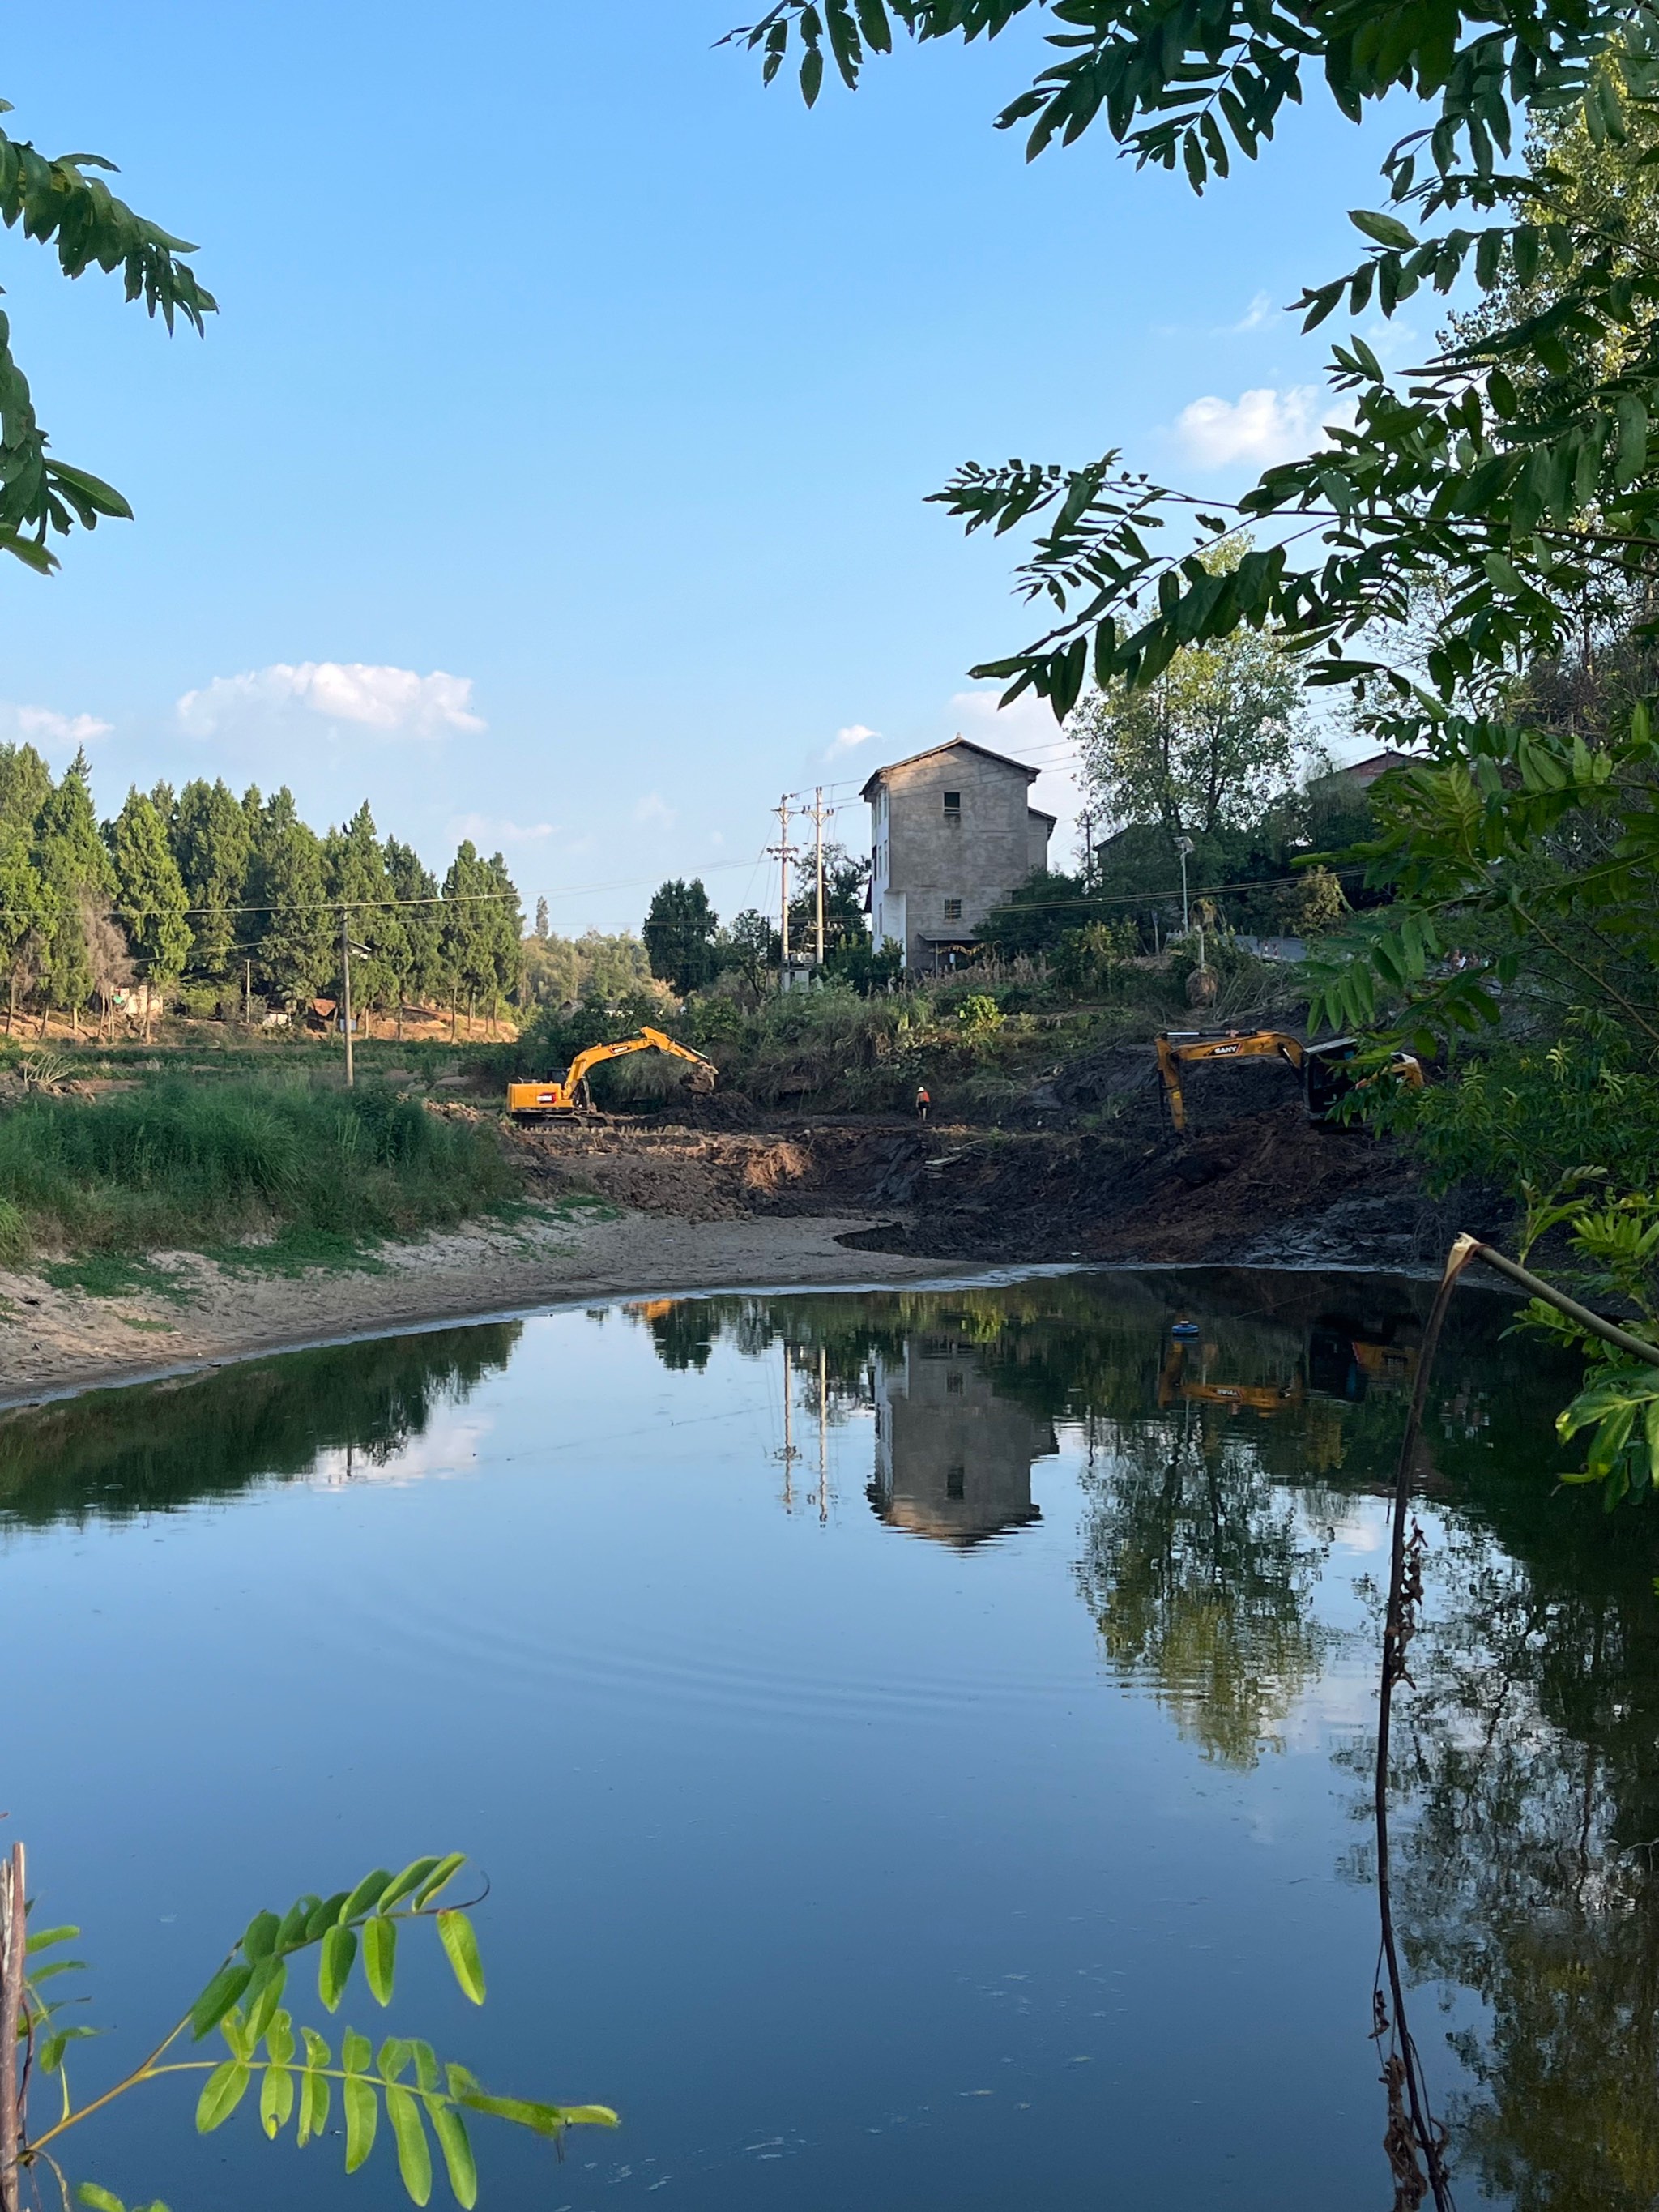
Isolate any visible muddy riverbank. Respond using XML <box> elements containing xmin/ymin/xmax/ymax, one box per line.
<box><xmin>0</xmin><ymin>1208</ymin><xmax>982</xmax><ymax>1407</ymax></box>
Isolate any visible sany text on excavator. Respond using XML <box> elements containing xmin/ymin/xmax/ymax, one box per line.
<box><xmin>506</xmin><ymin>1027</ymin><xmax>718</xmax><ymax>1121</ymax></box>
<box><xmin>1154</xmin><ymin>1028</ymin><xmax>1424</xmax><ymax>1136</ymax></box>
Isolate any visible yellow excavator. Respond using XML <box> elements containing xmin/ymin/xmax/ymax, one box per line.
<box><xmin>506</xmin><ymin>1027</ymin><xmax>718</xmax><ymax>1121</ymax></box>
<box><xmin>1154</xmin><ymin>1027</ymin><xmax>1424</xmax><ymax>1135</ymax></box>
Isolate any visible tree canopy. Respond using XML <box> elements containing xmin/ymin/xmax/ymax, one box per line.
<box><xmin>0</xmin><ymin>90</ymin><xmax>215</xmax><ymax>571</ymax></box>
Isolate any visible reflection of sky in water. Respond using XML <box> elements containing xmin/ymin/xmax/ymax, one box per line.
<box><xmin>0</xmin><ymin>1270</ymin><xmax>1632</xmax><ymax>2211</ymax></box>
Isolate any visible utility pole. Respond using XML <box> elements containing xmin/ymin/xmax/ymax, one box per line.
<box><xmin>1177</xmin><ymin>835</ymin><xmax>1195</xmax><ymax>936</ymax></box>
<box><xmin>341</xmin><ymin>906</ymin><xmax>355</xmax><ymax>1088</ymax></box>
<box><xmin>816</xmin><ymin>1342</ymin><xmax>830</xmax><ymax>1525</ymax></box>
<box><xmin>245</xmin><ymin>956</ymin><xmax>252</xmax><ymax>1026</ymax></box>
<box><xmin>811</xmin><ymin>786</ymin><xmax>829</xmax><ymax>967</ymax></box>
<box><xmin>778</xmin><ymin>1338</ymin><xmax>799</xmax><ymax>1511</ymax></box>
<box><xmin>1078</xmin><ymin>805</ymin><xmax>1097</xmax><ymax>892</ymax></box>
<box><xmin>768</xmin><ymin>793</ymin><xmax>795</xmax><ymax>986</ymax></box>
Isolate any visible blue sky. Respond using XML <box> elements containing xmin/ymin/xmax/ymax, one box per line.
<box><xmin>0</xmin><ymin>3</ymin><xmax>1420</xmax><ymax>932</ymax></box>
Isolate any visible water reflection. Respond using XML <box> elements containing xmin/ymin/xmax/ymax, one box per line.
<box><xmin>0</xmin><ymin>1322</ymin><xmax>521</xmax><ymax>1529</ymax></box>
<box><xmin>869</xmin><ymin>1329</ymin><xmax>1053</xmax><ymax>1548</ymax></box>
<box><xmin>6</xmin><ymin>1266</ymin><xmax>1652</xmax><ymax>2210</ymax></box>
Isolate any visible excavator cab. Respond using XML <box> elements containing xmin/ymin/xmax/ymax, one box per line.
<box><xmin>506</xmin><ymin>1027</ymin><xmax>718</xmax><ymax>1121</ymax></box>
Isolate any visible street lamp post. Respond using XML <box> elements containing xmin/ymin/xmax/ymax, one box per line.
<box><xmin>1176</xmin><ymin>835</ymin><xmax>1195</xmax><ymax>935</ymax></box>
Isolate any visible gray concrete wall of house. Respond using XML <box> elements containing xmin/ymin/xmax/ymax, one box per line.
<box><xmin>869</xmin><ymin>749</ymin><xmax>1050</xmax><ymax>968</ymax></box>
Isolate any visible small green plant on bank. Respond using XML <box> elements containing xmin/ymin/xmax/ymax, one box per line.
<box><xmin>6</xmin><ymin>1852</ymin><xmax>616</xmax><ymax>2212</ymax></box>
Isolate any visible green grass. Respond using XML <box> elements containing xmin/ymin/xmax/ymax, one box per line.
<box><xmin>0</xmin><ymin>1075</ymin><xmax>516</xmax><ymax>1267</ymax></box>
<box><xmin>40</xmin><ymin>1253</ymin><xmax>194</xmax><ymax>1300</ymax></box>
<box><xmin>206</xmin><ymin>1228</ymin><xmax>390</xmax><ymax>1278</ymax></box>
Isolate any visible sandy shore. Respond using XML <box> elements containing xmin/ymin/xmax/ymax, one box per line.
<box><xmin>0</xmin><ymin>1203</ymin><xmax>979</xmax><ymax>1408</ymax></box>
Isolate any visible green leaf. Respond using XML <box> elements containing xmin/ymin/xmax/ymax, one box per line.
<box><xmin>189</xmin><ymin>1963</ymin><xmax>253</xmax><ymax>2042</ymax></box>
<box><xmin>319</xmin><ymin>1924</ymin><xmax>357</xmax><ymax>2012</ymax></box>
<box><xmin>244</xmin><ymin>1958</ymin><xmax>287</xmax><ymax>2042</ymax></box>
<box><xmin>27</xmin><ymin>1925</ymin><xmax>80</xmax><ymax>1954</ymax></box>
<box><xmin>412</xmin><ymin>1855</ymin><xmax>467</xmax><ymax>1908</ymax></box>
<box><xmin>378</xmin><ymin>1859</ymin><xmax>441</xmax><ymax>1912</ymax></box>
<box><xmin>561</xmin><ymin>2104</ymin><xmax>622</xmax><ymax>2128</ymax></box>
<box><xmin>305</xmin><ymin>1891</ymin><xmax>351</xmax><ymax>1941</ymax></box>
<box><xmin>428</xmin><ymin>2099</ymin><xmax>478</xmax><ymax>2210</ymax></box>
<box><xmin>260</xmin><ymin>2063</ymin><xmax>295</xmax><ymax>2139</ymax></box>
<box><xmin>436</xmin><ymin>1911</ymin><xmax>485</xmax><ymax>2005</ymax></box>
<box><xmin>75</xmin><ymin>2188</ymin><xmax>126</xmax><ymax>2212</ymax></box>
<box><xmin>344</xmin><ymin>2072</ymin><xmax>379</xmax><ymax>2174</ymax></box>
<box><xmin>196</xmin><ymin>2060</ymin><xmax>252</xmax><ymax>2133</ymax></box>
<box><xmin>387</xmin><ymin>2083</ymin><xmax>434</xmax><ymax>2206</ymax></box>
<box><xmin>1350</xmin><ymin>208</ymin><xmax>1417</xmax><ymax>250</ymax></box>
<box><xmin>341</xmin><ymin>1868</ymin><xmax>394</xmax><ymax>1923</ymax></box>
<box><xmin>297</xmin><ymin>2029</ymin><xmax>332</xmax><ymax>2148</ymax></box>
<box><xmin>364</xmin><ymin>1916</ymin><xmax>397</xmax><ymax>2006</ymax></box>
<box><xmin>243</xmin><ymin>1911</ymin><xmax>281</xmax><ymax>1962</ymax></box>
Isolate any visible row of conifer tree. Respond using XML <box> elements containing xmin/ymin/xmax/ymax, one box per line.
<box><xmin>0</xmin><ymin>744</ymin><xmax>523</xmax><ymax>1027</ymax></box>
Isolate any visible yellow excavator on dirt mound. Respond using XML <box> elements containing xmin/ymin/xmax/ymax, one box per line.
<box><xmin>506</xmin><ymin>1027</ymin><xmax>718</xmax><ymax>1121</ymax></box>
<box><xmin>1154</xmin><ymin>1028</ymin><xmax>1423</xmax><ymax>1135</ymax></box>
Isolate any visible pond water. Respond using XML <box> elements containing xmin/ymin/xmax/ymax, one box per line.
<box><xmin>2</xmin><ymin>1266</ymin><xmax>1654</xmax><ymax>2210</ymax></box>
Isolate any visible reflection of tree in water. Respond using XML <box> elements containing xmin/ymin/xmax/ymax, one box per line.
<box><xmin>0</xmin><ymin>1322</ymin><xmax>522</xmax><ymax>1530</ymax></box>
<box><xmin>1367</xmin><ymin>1488</ymin><xmax>1659</xmax><ymax>2211</ymax></box>
<box><xmin>1077</xmin><ymin>1411</ymin><xmax>1341</xmax><ymax>1767</ymax></box>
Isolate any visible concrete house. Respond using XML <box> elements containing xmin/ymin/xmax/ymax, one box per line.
<box><xmin>864</xmin><ymin>737</ymin><xmax>1054</xmax><ymax>971</ymax></box>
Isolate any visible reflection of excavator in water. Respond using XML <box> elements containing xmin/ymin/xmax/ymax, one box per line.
<box><xmin>1158</xmin><ymin>1315</ymin><xmax>1421</xmax><ymax>1420</ymax></box>
<box><xmin>1154</xmin><ymin>1028</ymin><xmax>1424</xmax><ymax>1136</ymax></box>
<box><xmin>1158</xmin><ymin>1336</ymin><xmax>1306</xmax><ymax>1416</ymax></box>
<box><xmin>506</xmin><ymin>1027</ymin><xmax>718</xmax><ymax>1121</ymax></box>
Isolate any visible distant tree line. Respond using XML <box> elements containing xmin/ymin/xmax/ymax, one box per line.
<box><xmin>0</xmin><ymin>743</ymin><xmax>523</xmax><ymax>1035</ymax></box>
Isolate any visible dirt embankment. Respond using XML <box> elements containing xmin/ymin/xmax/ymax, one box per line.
<box><xmin>513</xmin><ymin>1043</ymin><xmax>1492</xmax><ymax>1274</ymax></box>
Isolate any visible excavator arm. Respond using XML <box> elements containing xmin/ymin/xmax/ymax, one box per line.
<box><xmin>507</xmin><ymin>1026</ymin><xmax>719</xmax><ymax>1120</ymax></box>
<box><xmin>1154</xmin><ymin>1027</ymin><xmax>1421</xmax><ymax>1135</ymax></box>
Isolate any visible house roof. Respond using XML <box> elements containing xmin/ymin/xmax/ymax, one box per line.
<box><xmin>1311</xmin><ymin>749</ymin><xmax>1417</xmax><ymax>788</ymax></box>
<box><xmin>1027</xmin><ymin>806</ymin><xmax>1058</xmax><ymax>826</ymax></box>
<box><xmin>860</xmin><ymin>735</ymin><xmax>1041</xmax><ymax>802</ymax></box>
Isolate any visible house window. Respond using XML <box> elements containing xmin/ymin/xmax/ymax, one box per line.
<box><xmin>946</xmin><ymin>1371</ymin><xmax>964</xmax><ymax>1394</ymax></box>
<box><xmin>944</xmin><ymin>898</ymin><xmax>962</xmax><ymax>922</ymax></box>
<box><xmin>943</xmin><ymin>790</ymin><xmax>961</xmax><ymax>825</ymax></box>
<box><xmin>946</xmin><ymin>1464</ymin><xmax>966</xmax><ymax>1500</ymax></box>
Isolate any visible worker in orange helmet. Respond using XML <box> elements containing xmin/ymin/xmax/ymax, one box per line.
<box><xmin>915</xmin><ymin>1083</ymin><xmax>931</xmax><ymax>1123</ymax></box>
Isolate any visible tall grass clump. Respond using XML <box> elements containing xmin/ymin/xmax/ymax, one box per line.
<box><xmin>0</xmin><ymin>1078</ymin><xmax>515</xmax><ymax>1259</ymax></box>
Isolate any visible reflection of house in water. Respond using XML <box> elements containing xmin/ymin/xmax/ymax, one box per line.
<box><xmin>868</xmin><ymin>1332</ymin><xmax>1056</xmax><ymax>1547</ymax></box>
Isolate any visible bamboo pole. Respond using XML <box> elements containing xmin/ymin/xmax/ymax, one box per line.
<box><xmin>1</xmin><ymin>1838</ymin><xmax>25</xmax><ymax>2212</ymax></box>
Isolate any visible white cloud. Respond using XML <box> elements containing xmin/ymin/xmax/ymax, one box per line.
<box><xmin>0</xmin><ymin>702</ymin><xmax>113</xmax><ymax>753</ymax></box>
<box><xmin>449</xmin><ymin>812</ymin><xmax>553</xmax><ymax>846</ymax></box>
<box><xmin>1222</xmin><ymin>290</ymin><xmax>1275</xmax><ymax>334</ymax></box>
<box><xmin>830</xmin><ymin>722</ymin><xmax>880</xmax><ymax>754</ymax></box>
<box><xmin>633</xmin><ymin>792</ymin><xmax>675</xmax><ymax>827</ymax></box>
<box><xmin>1173</xmin><ymin>385</ymin><xmax>1350</xmax><ymax>470</ymax></box>
<box><xmin>177</xmin><ymin>661</ymin><xmax>484</xmax><ymax>740</ymax></box>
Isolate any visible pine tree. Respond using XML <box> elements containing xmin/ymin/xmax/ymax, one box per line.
<box><xmin>324</xmin><ymin>801</ymin><xmax>407</xmax><ymax>1031</ymax></box>
<box><xmin>440</xmin><ymin>841</ymin><xmax>494</xmax><ymax>1036</ymax></box>
<box><xmin>484</xmin><ymin>852</ymin><xmax>523</xmax><ymax>1031</ymax></box>
<box><xmin>535</xmin><ymin>895</ymin><xmax>549</xmax><ymax>941</ymax></box>
<box><xmin>173</xmin><ymin>777</ymin><xmax>251</xmax><ymax>982</ymax></box>
<box><xmin>247</xmin><ymin>788</ymin><xmax>329</xmax><ymax>1009</ymax></box>
<box><xmin>0</xmin><ymin>744</ymin><xmax>51</xmax><ymax>839</ymax></box>
<box><xmin>107</xmin><ymin>788</ymin><xmax>191</xmax><ymax>1035</ymax></box>
<box><xmin>32</xmin><ymin>749</ymin><xmax>116</xmax><ymax>1024</ymax></box>
<box><xmin>0</xmin><ymin>830</ymin><xmax>45</xmax><ymax>1033</ymax></box>
<box><xmin>384</xmin><ymin>837</ymin><xmax>441</xmax><ymax>1032</ymax></box>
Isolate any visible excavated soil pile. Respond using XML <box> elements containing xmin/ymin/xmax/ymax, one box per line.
<box><xmin>512</xmin><ymin>1101</ymin><xmax>1465</xmax><ymax>1272</ymax></box>
<box><xmin>514</xmin><ymin>1121</ymin><xmax>919</xmax><ymax>1225</ymax></box>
